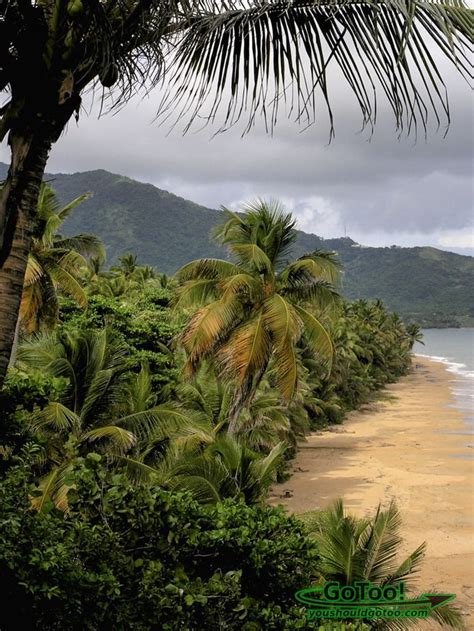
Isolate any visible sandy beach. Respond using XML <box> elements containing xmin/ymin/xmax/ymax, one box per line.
<box><xmin>270</xmin><ymin>357</ymin><xmax>474</xmax><ymax>622</ymax></box>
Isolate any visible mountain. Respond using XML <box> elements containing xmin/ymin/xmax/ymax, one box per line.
<box><xmin>1</xmin><ymin>163</ymin><xmax>473</xmax><ymax>327</ymax></box>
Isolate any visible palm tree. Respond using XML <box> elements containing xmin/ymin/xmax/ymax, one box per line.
<box><xmin>406</xmin><ymin>323</ymin><xmax>424</xmax><ymax>350</ymax></box>
<box><xmin>301</xmin><ymin>499</ymin><xmax>464</xmax><ymax>629</ymax></box>
<box><xmin>0</xmin><ymin>0</ymin><xmax>471</xmax><ymax>386</ymax></box>
<box><xmin>19</xmin><ymin>183</ymin><xmax>104</xmax><ymax>333</ymax></box>
<box><xmin>18</xmin><ymin>328</ymin><xmax>193</xmax><ymax>511</ymax></box>
<box><xmin>175</xmin><ymin>200</ymin><xmax>341</xmax><ymax>433</ymax></box>
<box><xmin>111</xmin><ymin>253</ymin><xmax>139</xmax><ymax>280</ymax></box>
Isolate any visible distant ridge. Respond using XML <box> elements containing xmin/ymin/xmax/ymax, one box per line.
<box><xmin>1</xmin><ymin>162</ymin><xmax>472</xmax><ymax>328</ymax></box>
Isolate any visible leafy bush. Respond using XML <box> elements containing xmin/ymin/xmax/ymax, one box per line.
<box><xmin>0</xmin><ymin>449</ymin><xmax>318</xmax><ymax>630</ymax></box>
<box><xmin>0</xmin><ymin>372</ymin><xmax>68</xmax><ymax>468</ymax></box>
<box><xmin>59</xmin><ymin>289</ymin><xmax>180</xmax><ymax>396</ymax></box>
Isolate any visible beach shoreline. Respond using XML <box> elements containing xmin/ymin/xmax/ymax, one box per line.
<box><xmin>270</xmin><ymin>357</ymin><xmax>474</xmax><ymax>621</ymax></box>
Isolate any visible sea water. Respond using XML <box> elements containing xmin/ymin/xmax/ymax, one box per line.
<box><xmin>414</xmin><ymin>329</ymin><xmax>474</xmax><ymax>455</ymax></box>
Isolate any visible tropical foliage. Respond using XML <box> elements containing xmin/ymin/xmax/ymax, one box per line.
<box><xmin>2</xmin><ymin>194</ymin><xmax>460</xmax><ymax>629</ymax></box>
<box><xmin>301</xmin><ymin>499</ymin><xmax>463</xmax><ymax>629</ymax></box>
<box><xmin>0</xmin><ymin>451</ymin><xmax>317</xmax><ymax>629</ymax></box>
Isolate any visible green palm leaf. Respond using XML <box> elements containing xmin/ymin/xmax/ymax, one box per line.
<box><xmin>81</xmin><ymin>426</ymin><xmax>137</xmax><ymax>452</ymax></box>
<box><xmin>230</xmin><ymin>243</ymin><xmax>275</xmax><ymax>278</ymax></box>
<box><xmin>174</xmin><ymin>278</ymin><xmax>220</xmax><ymax>308</ymax></box>
<box><xmin>30</xmin><ymin>402</ymin><xmax>81</xmax><ymax>434</ymax></box>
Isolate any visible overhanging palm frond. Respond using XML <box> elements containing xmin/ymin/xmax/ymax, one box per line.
<box><xmin>23</xmin><ymin>253</ymin><xmax>44</xmax><ymax>286</ymax></box>
<box><xmin>219</xmin><ymin>272</ymin><xmax>262</xmax><ymax>302</ymax></box>
<box><xmin>44</xmin><ymin>259</ymin><xmax>88</xmax><ymax>307</ymax></box>
<box><xmin>282</xmin><ymin>279</ymin><xmax>340</xmax><ymax>311</ymax></box>
<box><xmin>181</xmin><ymin>297</ymin><xmax>243</xmax><ymax>372</ymax></box>
<box><xmin>162</xmin><ymin>0</ymin><xmax>472</xmax><ymax>137</ymax></box>
<box><xmin>263</xmin><ymin>294</ymin><xmax>301</xmax><ymax>343</ymax></box>
<box><xmin>273</xmin><ymin>334</ymin><xmax>299</xmax><ymax>400</ymax></box>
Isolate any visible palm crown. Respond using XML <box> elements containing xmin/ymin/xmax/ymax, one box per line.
<box><xmin>20</xmin><ymin>184</ymin><xmax>104</xmax><ymax>332</ymax></box>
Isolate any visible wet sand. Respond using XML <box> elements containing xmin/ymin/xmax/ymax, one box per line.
<box><xmin>270</xmin><ymin>357</ymin><xmax>474</xmax><ymax>623</ymax></box>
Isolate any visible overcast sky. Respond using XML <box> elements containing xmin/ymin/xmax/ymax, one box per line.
<box><xmin>1</xmin><ymin>44</ymin><xmax>472</xmax><ymax>255</ymax></box>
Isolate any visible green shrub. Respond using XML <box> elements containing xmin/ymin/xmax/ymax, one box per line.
<box><xmin>59</xmin><ymin>290</ymin><xmax>180</xmax><ymax>396</ymax></box>
<box><xmin>0</xmin><ymin>449</ymin><xmax>318</xmax><ymax>630</ymax></box>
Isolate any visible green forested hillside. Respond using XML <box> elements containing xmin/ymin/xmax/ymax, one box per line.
<box><xmin>1</xmin><ymin>163</ymin><xmax>472</xmax><ymax>327</ymax></box>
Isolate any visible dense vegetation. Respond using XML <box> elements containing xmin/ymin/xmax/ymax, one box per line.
<box><xmin>0</xmin><ymin>189</ymin><xmax>462</xmax><ymax>628</ymax></box>
<box><xmin>13</xmin><ymin>163</ymin><xmax>473</xmax><ymax>329</ymax></box>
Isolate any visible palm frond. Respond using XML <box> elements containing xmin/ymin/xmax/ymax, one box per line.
<box><xmin>127</xmin><ymin>364</ymin><xmax>156</xmax><ymax>412</ymax></box>
<box><xmin>273</xmin><ymin>333</ymin><xmax>299</xmax><ymax>400</ymax></box>
<box><xmin>44</xmin><ymin>259</ymin><xmax>88</xmax><ymax>307</ymax></box>
<box><xmin>281</xmin><ymin>252</ymin><xmax>342</xmax><ymax>286</ymax></box>
<box><xmin>219</xmin><ymin>311</ymin><xmax>272</xmax><ymax>383</ymax></box>
<box><xmin>181</xmin><ymin>297</ymin><xmax>243</xmax><ymax>372</ymax></box>
<box><xmin>110</xmin><ymin>454</ymin><xmax>161</xmax><ymax>484</ymax></box>
<box><xmin>262</xmin><ymin>294</ymin><xmax>302</xmax><ymax>398</ymax></box>
<box><xmin>247</xmin><ymin>441</ymin><xmax>286</xmax><ymax>501</ymax></box>
<box><xmin>174</xmin><ymin>278</ymin><xmax>220</xmax><ymax>308</ymax></box>
<box><xmin>175</xmin><ymin>258</ymin><xmax>243</xmax><ymax>282</ymax></box>
<box><xmin>427</xmin><ymin>595</ymin><xmax>465</xmax><ymax>629</ymax></box>
<box><xmin>30</xmin><ymin>402</ymin><xmax>81</xmax><ymax>434</ymax></box>
<box><xmin>229</xmin><ymin>243</ymin><xmax>274</xmax><ymax>278</ymax></box>
<box><xmin>116</xmin><ymin>405</ymin><xmax>206</xmax><ymax>443</ymax></box>
<box><xmin>361</xmin><ymin>500</ymin><xmax>405</xmax><ymax>582</ymax></box>
<box><xmin>30</xmin><ymin>467</ymin><xmax>61</xmax><ymax>513</ymax></box>
<box><xmin>384</xmin><ymin>541</ymin><xmax>427</xmax><ymax>590</ymax></box>
<box><xmin>56</xmin><ymin>192</ymin><xmax>92</xmax><ymax>221</ymax></box>
<box><xmin>53</xmin><ymin>233</ymin><xmax>105</xmax><ymax>261</ymax></box>
<box><xmin>81</xmin><ymin>425</ymin><xmax>137</xmax><ymax>453</ymax></box>
<box><xmin>263</xmin><ymin>294</ymin><xmax>301</xmax><ymax>343</ymax></box>
<box><xmin>162</xmin><ymin>0</ymin><xmax>472</xmax><ymax>137</ymax></box>
<box><xmin>219</xmin><ymin>272</ymin><xmax>263</xmax><ymax>303</ymax></box>
<box><xmin>293</xmin><ymin>304</ymin><xmax>334</xmax><ymax>371</ymax></box>
<box><xmin>283</xmin><ymin>279</ymin><xmax>341</xmax><ymax>311</ymax></box>
<box><xmin>23</xmin><ymin>253</ymin><xmax>44</xmax><ymax>286</ymax></box>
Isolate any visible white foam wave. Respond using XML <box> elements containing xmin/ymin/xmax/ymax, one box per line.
<box><xmin>416</xmin><ymin>353</ymin><xmax>474</xmax><ymax>381</ymax></box>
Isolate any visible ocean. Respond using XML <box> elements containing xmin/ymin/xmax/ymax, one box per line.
<box><xmin>414</xmin><ymin>329</ymin><xmax>474</xmax><ymax>453</ymax></box>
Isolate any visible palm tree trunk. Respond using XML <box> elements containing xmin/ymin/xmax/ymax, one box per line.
<box><xmin>7</xmin><ymin>315</ymin><xmax>21</xmax><ymax>370</ymax></box>
<box><xmin>0</xmin><ymin>130</ymin><xmax>53</xmax><ymax>386</ymax></box>
<box><xmin>227</xmin><ymin>384</ymin><xmax>250</xmax><ymax>436</ymax></box>
<box><xmin>227</xmin><ymin>363</ymin><xmax>268</xmax><ymax>436</ymax></box>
